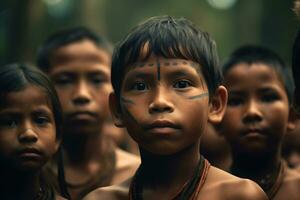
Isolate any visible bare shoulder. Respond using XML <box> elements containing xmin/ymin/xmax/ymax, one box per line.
<box><xmin>111</xmin><ymin>148</ymin><xmax>140</xmax><ymax>184</ymax></box>
<box><xmin>55</xmin><ymin>194</ymin><xmax>67</xmax><ymax>200</ymax></box>
<box><xmin>83</xmin><ymin>178</ymin><xmax>131</xmax><ymax>200</ymax></box>
<box><xmin>199</xmin><ymin>166</ymin><xmax>268</xmax><ymax>200</ymax></box>
<box><xmin>275</xmin><ymin>167</ymin><xmax>300</xmax><ymax>200</ymax></box>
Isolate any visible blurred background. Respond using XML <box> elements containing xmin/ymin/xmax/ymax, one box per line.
<box><xmin>0</xmin><ymin>0</ymin><xmax>299</xmax><ymax>66</ymax></box>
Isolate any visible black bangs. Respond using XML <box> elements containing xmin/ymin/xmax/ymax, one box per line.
<box><xmin>111</xmin><ymin>16</ymin><xmax>221</xmax><ymax>99</ymax></box>
<box><xmin>123</xmin><ymin>17</ymin><xmax>202</xmax><ymax>65</ymax></box>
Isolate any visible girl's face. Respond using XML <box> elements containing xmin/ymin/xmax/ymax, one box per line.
<box><xmin>0</xmin><ymin>85</ymin><xmax>59</xmax><ymax>172</ymax></box>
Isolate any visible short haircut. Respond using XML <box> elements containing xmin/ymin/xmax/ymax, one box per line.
<box><xmin>0</xmin><ymin>63</ymin><xmax>63</xmax><ymax>140</ymax></box>
<box><xmin>111</xmin><ymin>15</ymin><xmax>221</xmax><ymax>100</ymax></box>
<box><xmin>222</xmin><ymin>45</ymin><xmax>294</xmax><ymax>104</ymax></box>
<box><xmin>36</xmin><ymin>27</ymin><xmax>112</xmax><ymax>72</ymax></box>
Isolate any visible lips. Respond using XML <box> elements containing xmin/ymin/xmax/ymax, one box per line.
<box><xmin>242</xmin><ymin>127</ymin><xmax>266</xmax><ymax>137</ymax></box>
<box><xmin>17</xmin><ymin>148</ymin><xmax>43</xmax><ymax>159</ymax></box>
<box><xmin>67</xmin><ymin>111</ymin><xmax>98</xmax><ymax>121</ymax></box>
<box><xmin>144</xmin><ymin>120</ymin><xmax>181</xmax><ymax>135</ymax></box>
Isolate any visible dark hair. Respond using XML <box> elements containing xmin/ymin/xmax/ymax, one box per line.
<box><xmin>0</xmin><ymin>63</ymin><xmax>70</xmax><ymax>198</ymax></box>
<box><xmin>0</xmin><ymin>63</ymin><xmax>63</xmax><ymax>139</ymax></box>
<box><xmin>292</xmin><ymin>29</ymin><xmax>300</xmax><ymax>109</ymax></box>
<box><xmin>36</xmin><ymin>26</ymin><xmax>112</xmax><ymax>72</ymax></box>
<box><xmin>111</xmin><ymin>15</ymin><xmax>221</xmax><ymax>100</ymax></box>
<box><xmin>223</xmin><ymin>45</ymin><xmax>294</xmax><ymax>104</ymax></box>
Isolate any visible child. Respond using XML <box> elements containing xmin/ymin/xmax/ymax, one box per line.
<box><xmin>0</xmin><ymin>63</ymin><xmax>67</xmax><ymax>200</ymax></box>
<box><xmin>36</xmin><ymin>27</ymin><xmax>140</xmax><ymax>200</ymax></box>
<box><xmin>83</xmin><ymin>15</ymin><xmax>267</xmax><ymax>200</ymax></box>
<box><xmin>220</xmin><ymin>45</ymin><xmax>300</xmax><ymax>199</ymax></box>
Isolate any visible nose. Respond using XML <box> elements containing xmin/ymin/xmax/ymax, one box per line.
<box><xmin>72</xmin><ymin>80</ymin><xmax>91</xmax><ymax>105</ymax></box>
<box><xmin>242</xmin><ymin>99</ymin><xmax>263</xmax><ymax>124</ymax></box>
<box><xmin>18</xmin><ymin>122</ymin><xmax>38</xmax><ymax>143</ymax></box>
<box><xmin>149</xmin><ymin>86</ymin><xmax>174</xmax><ymax>114</ymax></box>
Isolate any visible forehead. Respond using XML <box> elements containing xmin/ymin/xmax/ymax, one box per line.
<box><xmin>224</xmin><ymin>63</ymin><xmax>285</xmax><ymax>90</ymax></box>
<box><xmin>0</xmin><ymin>85</ymin><xmax>52</xmax><ymax>110</ymax></box>
<box><xmin>124</xmin><ymin>55</ymin><xmax>203</xmax><ymax>77</ymax></box>
<box><xmin>49</xmin><ymin>39</ymin><xmax>111</xmax><ymax>75</ymax></box>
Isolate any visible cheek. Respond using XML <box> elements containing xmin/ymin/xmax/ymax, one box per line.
<box><xmin>266</xmin><ymin>103</ymin><xmax>290</xmax><ymax>127</ymax></box>
<box><xmin>55</xmin><ymin>89</ymin><xmax>70</xmax><ymax>106</ymax></box>
<box><xmin>41</xmin><ymin>130</ymin><xmax>59</xmax><ymax>156</ymax></box>
<box><xmin>221</xmin><ymin>108</ymin><xmax>242</xmax><ymax>135</ymax></box>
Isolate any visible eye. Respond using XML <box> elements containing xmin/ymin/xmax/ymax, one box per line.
<box><xmin>130</xmin><ymin>82</ymin><xmax>149</xmax><ymax>91</ymax></box>
<box><xmin>228</xmin><ymin>96</ymin><xmax>244</xmax><ymax>106</ymax></box>
<box><xmin>90</xmin><ymin>75</ymin><xmax>108</xmax><ymax>86</ymax></box>
<box><xmin>0</xmin><ymin>118</ymin><xmax>18</xmax><ymax>128</ymax></box>
<box><xmin>261</xmin><ymin>93</ymin><xmax>280</xmax><ymax>103</ymax></box>
<box><xmin>53</xmin><ymin>75</ymin><xmax>73</xmax><ymax>86</ymax></box>
<box><xmin>34</xmin><ymin>116</ymin><xmax>51</xmax><ymax>126</ymax></box>
<box><xmin>173</xmin><ymin>80</ymin><xmax>192</xmax><ymax>89</ymax></box>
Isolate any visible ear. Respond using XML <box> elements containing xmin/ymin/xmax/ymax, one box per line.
<box><xmin>208</xmin><ymin>85</ymin><xmax>228</xmax><ymax>125</ymax></box>
<box><xmin>287</xmin><ymin>107</ymin><xmax>297</xmax><ymax>132</ymax></box>
<box><xmin>109</xmin><ymin>92</ymin><xmax>125</xmax><ymax>128</ymax></box>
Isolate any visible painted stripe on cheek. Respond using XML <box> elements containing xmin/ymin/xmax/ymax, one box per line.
<box><xmin>187</xmin><ymin>92</ymin><xmax>209</xmax><ymax>100</ymax></box>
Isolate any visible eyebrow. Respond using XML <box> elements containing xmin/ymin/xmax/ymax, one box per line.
<box><xmin>32</xmin><ymin>107</ymin><xmax>53</xmax><ymax>115</ymax></box>
<box><xmin>124</xmin><ymin>71</ymin><xmax>154</xmax><ymax>80</ymax></box>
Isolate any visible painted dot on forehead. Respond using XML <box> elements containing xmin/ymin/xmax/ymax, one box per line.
<box><xmin>156</xmin><ymin>58</ymin><xmax>161</xmax><ymax>81</ymax></box>
<box><xmin>172</xmin><ymin>62</ymin><xmax>178</xmax><ymax>66</ymax></box>
<box><xmin>164</xmin><ymin>62</ymin><xmax>170</xmax><ymax>66</ymax></box>
<box><xmin>182</xmin><ymin>61</ymin><xmax>188</xmax><ymax>65</ymax></box>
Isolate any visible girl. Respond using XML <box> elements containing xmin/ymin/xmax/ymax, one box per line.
<box><xmin>0</xmin><ymin>63</ymin><xmax>69</xmax><ymax>200</ymax></box>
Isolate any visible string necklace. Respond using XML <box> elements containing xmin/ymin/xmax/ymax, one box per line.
<box><xmin>231</xmin><ymin>160</ymin><xmax>285</xmax><ymax>200</ymax></box>
<box><xmin>258</xmin><ymin>160</ymin><xmax>285</xmax><ymax>199</ymax></box>
<box><xmin>129</xmin><ymin>156</ymin><xmax>210</xmax><ymax>200</ymax></box>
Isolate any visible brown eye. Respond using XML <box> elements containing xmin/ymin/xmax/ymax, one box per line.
<box><xmin>131</xmin><ymin>82</ymin><xmax>149</xmax><ymax>91</ymax></box>
<box><xmin>228</xmin><ymin>98</ymin><xmax>243</xmax><ymax>106</ymax></box>
<box><xmin>0</xmin><ymin>118</ymin><xmax>18</xmax><ymax>128</ymax></box>
<box><xmin>174</xmin><ymin>80</ymin><xmax>191</xmax><ymax>89</ymax></box>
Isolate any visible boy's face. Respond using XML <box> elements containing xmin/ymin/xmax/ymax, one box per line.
<box><xmin>0</xmin><ymin>85</ymin><xmax>59</xmax><ymax>171</ymax></box>
<box><xmin>111</xmin><ymin>55</ymin><xmax>218</xmax><ymax>155</ymax></box>
<box><xmin>221</xmin><ymin>63</ymin><xmax>291</xmax><ymax>156</ymax></box>
<box><xmin>49</xmin><ymin>39</ymin><xmax>111</xmax><ymax>135</ymax></box>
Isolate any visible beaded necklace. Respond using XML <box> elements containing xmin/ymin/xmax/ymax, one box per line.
<box><xmin>129</xmin><ymin>156</ymin><xmax>210</xmax><ymax>200</ymax></box>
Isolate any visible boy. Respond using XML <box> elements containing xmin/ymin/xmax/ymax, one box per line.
<box><xmin>220</xmin><ymin>45</ymin><xmax>300</xmax><ymax>199</ymax></box>
<box><xmin>83</xmin><ymin>16</ymin><xmax>267</xmax><ymax>200</ymax></box>
<box><xmin>36</xmin><ymin>27</ymin><xmax>140</xmax><ymax>200</ymax></box>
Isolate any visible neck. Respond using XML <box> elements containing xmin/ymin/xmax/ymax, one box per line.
<box><xmin>0</xmin><ymin>170</ymin><xmax>41</xmax><ymax>200</ymax></box>
<box><xmin>62</xmin><ymin>132</ymin><xmax>105</xmax><ymax>164</ymax></box>
<box><xmin>139</xmin><ymin>142</ymin><xmax>201</xmax><ymax>191</ymax></box>
<box><xmin>230</xmin><ymin>150</ymin><xmax>282</xmax><ymax>182</ymax></box>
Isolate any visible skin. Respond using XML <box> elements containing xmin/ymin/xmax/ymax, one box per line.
<box><xmin>221</xmin><ymin>62</ymin><xmax>300</xmax><ymax>199</ymax></box>
<box><xmin>200</xmin><ymin>123</ymin><xmax>232</xmax><ymax>171</ymax></box>
<box><xmin>0</xmin><ymin>85</ymin><xmax>60</xmax><ymax>199</ymax></box>
<box><xmin>282</xmin><ymin>118</ymin><xmax>300</xmax><ymax>168</ymax></box>
<box><xmin>83</xmin><ymin>55</ymin><xmax>267</xmax><ymax>200</ymax></box>
<box><xmin>48</xmin><ymin>39</ymin><xmax>139</xmax><ymax>200</ymax></box>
